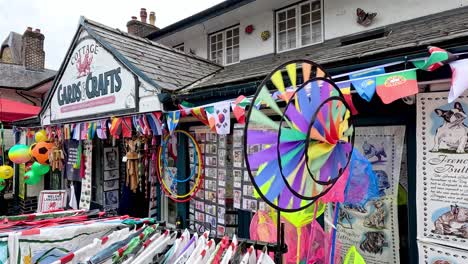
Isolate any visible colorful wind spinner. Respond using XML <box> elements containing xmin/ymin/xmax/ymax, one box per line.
<box><xmin>244</xmin><ymin>60</ymin><xmax>355</xmax><ymax>212</ymax></box>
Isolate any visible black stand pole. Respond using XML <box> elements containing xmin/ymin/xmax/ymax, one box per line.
<box><xmin>275</xmin><ymin>207</ymin><xmax>282</xmax><ymax>264</ymax></box>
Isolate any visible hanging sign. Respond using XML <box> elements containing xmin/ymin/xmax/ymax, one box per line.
<box><xmin>37</xmin><ymin>190</ymin><xmax>67</xmax><ymax>212</ymax></box>
<box><xmin>417</xmin><ymin>92</ymin><xmax>468</xmax><ymax>251</ymax></box>
<box><xmin>50</xmin><ymin>37</ymin><xmax>137</xmax><ymax>122</ymax></box>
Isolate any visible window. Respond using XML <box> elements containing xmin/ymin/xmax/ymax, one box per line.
<box><xmin>173</xmin><ymin>43</ymin><xmax>184</xmax><ymax>52</ymax></box>
<box><xmin>276</xmin><ymin>0</ymin><xmax>322</xmax><ymax>52</ymax></box>
<box><xmin>209</xmin><ymin>26</ymin><xmax>240</xmax><ymax>65</ymax></box>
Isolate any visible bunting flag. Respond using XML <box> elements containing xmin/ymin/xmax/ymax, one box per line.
<box><xmin>351</xmin><ymin>78</ymin><xmax>377</xmax><ymax>102</ymax></box>
<box><xmin>349</xmin><ymin>67</ymin><xmax>383</xmax><ymax>102</ymax></box>
<box><xmin>72</xmin><ymin>123</ymin><xmax>81</xmax><ymax>140</ymax></box>
<box><xmin>87</xmin><ymin>122</ymin><xmax>96</xmax><ymax>139</ymax></box>
<box><xmin>96</xmin><ymin>120</ymin><xmax>108</xmax><ymax>139</ymax></box>
<box><xmin>205</xmin><ymin>106</ymin><xmax>217</xmax><ymax>132</ymax></box>
<box><xmin>63</xmin><ymin>124</ymin><xmax>71</xmax><ymax>140</ymax></box>
<box><xmin>191</xmin><ymin>107</ymin><xmax>210</xmax><ymax>126</ymax></box>
<box><xmin>166</xmin><ymin>111</ymin><xmax>180</xmax><ymax>133</ymax></box>
<box><xmin>132</xmin><ymin>115</ymin><xmax>143</xmax><ymax>135</ymax></box>
<box><xmin>376</xmin><ymin>69</ymin><xmax>419</xmax><ymax>104</ymax></box>
<box><xmin>448</xmin><ymin>58</ymin><xmax>468</xmax><ymax>103</ymax></box>
<box><xmin>231</xmin><ymin>95</ymin><xmax>250</xmax><ymax>124</ymax></box>
<box><xmin>109</xmin><ymin>117</ymin><xmax>132</xmax><ymax>138</ymax></box>
<box><xmin>336</xmin><ymin>81</ymin><xmax>359</xmax><ymax>115</ymax></box>
<box><xmin>80</xmin><ymin>123</ymin><xmax>88</xmax><ymax>140</ymax></box>
<box><xmin>121</xmin><ymin>117</ymin><xmax>132</xmax><ymax>138</ymax></box>
<box><xmin>413</xmin><ymin>46</ymin><xmax>458</xmax><ymax>71</ymax></box>
<box><xmin>213</xmin><ymin>102</ymin><xmax>231</xmax><ymax>134</ymax></box>
<box><xmin>140</xmin><ymin>114</ymin><xmax>151</xmax><ymax>135</ymax></box>
<box><xmin>178</xmin><ymin>101</ymin><xmax>195</xmax><ymax>117</ymax></box>
<box><xmin>146</xmin><ymin>112</ymin><xmax>163</xmax><ymax>135</ymax></box>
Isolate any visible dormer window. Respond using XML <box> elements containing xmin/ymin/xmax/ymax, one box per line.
<box><xmin>276</xmin><ymin>0</ymin><xmax>322</xmax><ymax>52</ymax></box>
<box><xmin>209</xmin><ymin>25</ymin><xmax>240</xmax><ymax>65</ymax></box>
<box><xmin>173</xmin><ymin>43</ymin><xmax>184</xmax><ymax>52</ymax></box>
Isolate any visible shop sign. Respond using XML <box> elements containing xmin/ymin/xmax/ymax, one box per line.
<box><xmin>38</xmin><ymin>190</ymin><xmax>67</xmax><ymax>212</ymax></box>
<box><xmin>50</xmin><ymin>37</ymin><xmax>137</xmax><ymax>122</ymax></box>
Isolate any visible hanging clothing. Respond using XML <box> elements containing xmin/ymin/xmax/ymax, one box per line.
<box><xmin>173</xmin><ymin>233</ymin><xmax>198</xmax><ymax>264</ymax></box>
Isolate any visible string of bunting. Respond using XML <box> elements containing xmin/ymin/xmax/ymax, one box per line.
<box><xmin>16</xmin><ymin>46</ymin><xmax>466</xmax><ymax>137</ymax></box>
<box><xmin>174</xmin><ymin>46</ymin><xmax>465</xmax><ymax>132</ymax></box>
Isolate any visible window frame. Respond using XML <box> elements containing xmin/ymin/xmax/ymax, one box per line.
<box><xmin>275</xmin><ymin>0</ymin><xmax>323</xmax><ymax>53</ymax></box>
<box><xmin>208</xmin><ymin>24</ymin><xmax>240</xmax><ymax>66</ymax></box>
<box><xmin>173</xmin><ymin>43</ymin><xmax>185</xmax><ymax>52</ymax></box>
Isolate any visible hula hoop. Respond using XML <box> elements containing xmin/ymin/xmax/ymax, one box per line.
<box><xmin>157</xmin><ymin>130</ymin><xmax>204</xmax><ymax>202</ymax></box>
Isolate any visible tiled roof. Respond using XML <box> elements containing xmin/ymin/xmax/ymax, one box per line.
<box><xmin>186</xmin><ymin>6</ymin><xmax>468</xmax><ymax>92</ymax></box>
<box><xmin>1</xmin><ymin>32</ymin><xmax>22</xmax><ymax>64</ymax></box>
<box><xmin>83</xmin><ymin>18</ymin><xmax>223</xmax><ymax>92</ymax></box>
<box><xmin>0</xmin><ymin>63</ymin><xmax>56</xmax><ymax>89</ymax></box>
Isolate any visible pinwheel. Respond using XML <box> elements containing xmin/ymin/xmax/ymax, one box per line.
<box><xmin>157</xmin><ymin>130</ymin><xmax>204</xmax><ymax>202</ymax></box>
<box><xmin>244</xmin><ymin>60</ymin><xmax>355</xmax><ymax>212</ymax></box>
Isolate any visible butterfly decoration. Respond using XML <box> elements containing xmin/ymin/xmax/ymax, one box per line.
<box><xmin>356</xmin><ymin>8</ymin><xmax>377</xmax><ymax>26</ymax></box>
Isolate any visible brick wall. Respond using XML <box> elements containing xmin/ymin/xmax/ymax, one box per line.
<box><xmin>18</xmin><ymin>196</ymin><xmax>38</xmax><ymax>214</ymax></box>
<box><xmin>126</xmin><ymin>20</ymin><xmax>158</xmax><ymax>38</ymax></box>
<box><xmin>22</xmin><ymin>28</ymin><xmax>45</xmax><ymax>71</ymax></box>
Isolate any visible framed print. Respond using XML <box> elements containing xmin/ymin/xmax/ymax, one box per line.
<box><xmin>103</xmin><ymin>180</ymin><xmax>119</xmax><ymax>191</ymax></box>
<box><xmin>103</xmin><ymin>147</ymin><xmax>119</xmax><ymax>171</ymax></box>
<box><xmin>104</xmin><ymin>190</ymin><xmax>119</xmax><ymax>208</ymax></box>
<box><xmin>103</xmin><ymin>169</ymin><xmax>119</xmax><ymax>181</ymax></box>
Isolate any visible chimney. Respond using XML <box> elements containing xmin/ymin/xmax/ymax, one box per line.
<box><xmin>149</xmin><ymin>12</ymin><xmax>155</xmax><ymax>26</ymax></box>
<box><xmin>126</xmin><ymin>9</ymin><xmax>159</xmax><ymax>38</ymax></box>
<box><xmin>22</xmin><ymin>27</ymin><xmax>45</xmax><ymax>71</ymax></box>
<box><xmin>140</xmin><ymin>8</ymin><xmax>147</xmax><ymax>23</ymax></box>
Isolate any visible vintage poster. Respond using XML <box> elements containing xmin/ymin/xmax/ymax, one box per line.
<box><xmin>326</xmin><ymin>126</ymin><xmax>405</xmax><ymax>264</ymax></box>
<box><xmin>418</xmin><ymin>241</ymin><xmax>468</xmax><ymax>264</ymax></box>
<box><xmin>417</xmin><ymin>92</ymin><xmax>468</xmax><ymax>250</ymax></box>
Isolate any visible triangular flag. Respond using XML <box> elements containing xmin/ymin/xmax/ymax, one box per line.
<box><xmin>178</xmin><ymin>101</ymin><xmax>195</xmax><ymax>117</ymax></box>
<box><xmin>146</xmin><ymin>112</ymin><xmax>163</xmax><ymax>135</ymax></box>
<box><xmin>166</xmin><ymin>111</ymin><xmax>180</xmax><ymax>133</ymax></box>
<box><xmin>449</xmin><ymin>58</ymin><xmax>468</xmax><ymax>103</ymax></box>
<box><xmin>351</xmin><ymin>77</ymin><xmax>377</xmax><ymax>102</ymax></box>
<box><xmin>191</xmin><ymin>107</ymin><xmax>210</xmax><ymax>127</ymax></box>
<box><xmin>336</xmin><ymin>81</ymin><xmax>359</xmax><ymax>115</ymax></box>
<box><xmin>413</xmin><ymin>46</ymin><xmax>458</xmax><ymax>71</ymax></box>
<box><xmin>231</xmin><ymin>95</ymin><xmax>250</xmax><ymax>124</ymax></box>
<box><xmin>376</xmin><ymin>70</ymin><xmax>418</xmax><ymax>104</ymax></box>
<box><xmin>205</xmin><ymin>106</ymin><xmax>217</xmax><ymax>132</ymax></box>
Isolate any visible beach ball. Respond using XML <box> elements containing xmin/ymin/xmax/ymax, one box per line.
<box><xmin>24</xmin><ymin>170</ymin><xmax>42</xmax><ymax>185</ymax></box>
<box><xmin>30</xmin><ymin>142</ymin><xmax>54</xmax><ymax>165</ymax></box>
<box><xmin>0</xmin><ymin>179</ymin><xmax>5</xmax><ymax>192</ymax></box>
<box><xmin>35</xmin><ymin>129</ymin><xmax>48</xmax><ymax>142</ymax></box>
<box><xmin>0</xmin><ymin>165</ymin><xmax>13</xmax><ymax>180</ymax></box>
<box><xmin>31</xmin><ymin>162</ymin><xmax>50</xmax><ymax>176</ymax></box>
<box><xmin>8</xmin><ymin>144</ymin><xmax>32</xmax><ymax>164</ymax></box>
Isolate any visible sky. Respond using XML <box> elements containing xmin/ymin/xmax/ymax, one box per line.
<box><xmin>0</xmin><ymin>0</ymin><xmax>224</xmax><ymax>70</ymax></box>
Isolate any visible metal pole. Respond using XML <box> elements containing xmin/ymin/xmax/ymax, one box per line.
<box><xmin>275</xmin><ymin>205</ymin><xmax>282</xmax><ymax>264</ymax></box>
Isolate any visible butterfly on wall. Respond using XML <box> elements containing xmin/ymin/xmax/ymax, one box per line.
<box><xmin>356</xmin><ymin>8</ymin><xmax>377</xmax><ymax>26</ymax></box>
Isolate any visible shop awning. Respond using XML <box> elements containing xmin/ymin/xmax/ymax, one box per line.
<box><xmin>0</xmin><ymin>98</ymin><xmax>40</xmax><ymax>122</ymax></box>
